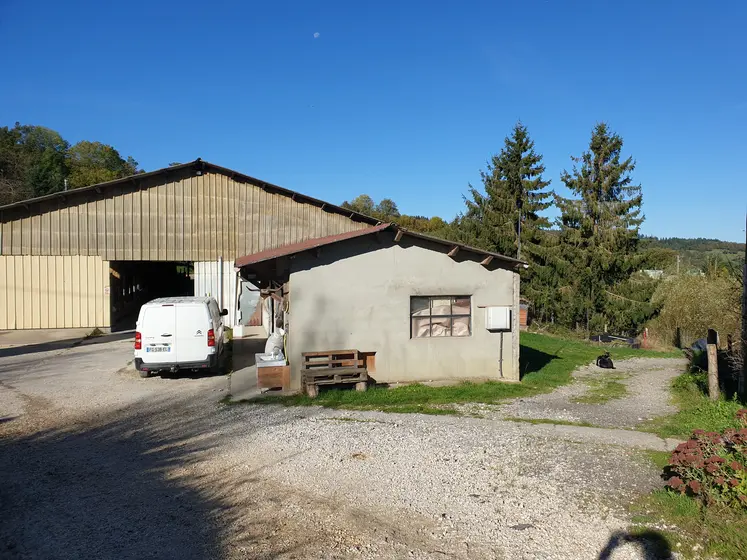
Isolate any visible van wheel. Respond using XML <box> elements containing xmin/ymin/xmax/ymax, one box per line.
<box><xmin>139</xmin><ymin>370</ymin><xmax>151</xmax><ymax>379</ymax></box>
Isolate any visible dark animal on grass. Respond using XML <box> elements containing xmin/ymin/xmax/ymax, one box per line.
<box><xmin>596</xmin><ymin>351</ymin><xmax>615</xmax><ymax>369</ymax></box>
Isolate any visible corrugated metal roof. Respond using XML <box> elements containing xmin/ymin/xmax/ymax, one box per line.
<box><xmin>234</xmin><ymin>223</ymin><xmax>526</xmax><ymax>268</ymax></box>
<box><xmin>0</xmin><ymin>159</ymin><xmax>381</xmax><ymax>226</ymax></box>
<box><xmin>234</xmin><ymin>224</ymin><xmax>392</xmax><ymax>267</ymax></box>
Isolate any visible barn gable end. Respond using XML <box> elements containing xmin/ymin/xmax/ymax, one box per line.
<box><xmin>0</xmin><ymin>161</ymin><xmax>376</xmax><ymax>261</ymax></box>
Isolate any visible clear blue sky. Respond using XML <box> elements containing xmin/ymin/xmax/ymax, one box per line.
<box><xmin>1</xmin><ymin>0</ymin><xmax>745</xmax><ymax>241</ymax></box>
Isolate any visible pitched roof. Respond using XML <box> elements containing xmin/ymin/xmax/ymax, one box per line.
<box><xmin>234</xmin><ymin>223</ymin><xmax>526</xmax><ymax>268</ymax></box>
<box><xmin>0</xmin><ymin>159</ymin><xmax>380</xmax><ymax>226</ymax></box>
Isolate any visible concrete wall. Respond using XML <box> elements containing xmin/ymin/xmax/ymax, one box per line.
<box><xmin>0</xmin><ymin>255</ymin><xmax>110</xmax><ymax>329</ymax></box>
<box><xmin>286</xmin><ymin>235</ymin><xmax>520</xmax><ymax>389</ymax></box>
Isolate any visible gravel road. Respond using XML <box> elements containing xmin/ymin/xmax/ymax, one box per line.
<box><xmin>1</xmin><ymin>336</ymin><xmax>681</xmax><ymax>559</ymax></box>
<box><xmin>498</xmin><ymin>357</ymin><xmax>688</xmax><ymax>429</ymax></box>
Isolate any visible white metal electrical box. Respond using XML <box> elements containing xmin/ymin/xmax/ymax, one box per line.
<box><xmin>485</xmin><ymin>306</ymin><xmax>511</xmax><ymax>331</ymax></box>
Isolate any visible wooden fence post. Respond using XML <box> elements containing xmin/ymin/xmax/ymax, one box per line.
<box><xmin>708</xmin><ymin>328</ymin><xmax>720</xmax><ymax>401</ymax></box>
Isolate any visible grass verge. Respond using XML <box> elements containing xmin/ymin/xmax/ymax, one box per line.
<box><xmin>237</xmin><ymin>333</ymin><xmax>681</xmax><ymax>414</ymax></box>
<box><xmin>572</xmin><ymin>375</ymin><xmax>629</xmax><ymax>404</ymax></box>
<box><xmin>640</xmin><ymin>449</ymin><xmax>671</xmax><ymax>471</ymax></box>
<box><xmin>630</xmin><ymin>490</ymin><xmax>747</xmax><ymax>559</ymax></box>
<box><xmin>640</xmin><ymin>370</ymin><xmax>743</xmax><ymax>439</ymax></box>
<box><xmin>632</xmin><ymin>371</ymin><xmax>747</xmax><ymax>559</ymax></box>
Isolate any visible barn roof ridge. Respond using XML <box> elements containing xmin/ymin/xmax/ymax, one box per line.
<box><xmin>0</xmin><ymin>158</ymin><xmax>380</xmax><ymax>226</ymax></box>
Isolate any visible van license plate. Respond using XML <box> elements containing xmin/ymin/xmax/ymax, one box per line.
<box><xmin>146</xmin><ymin>347</ymin><xmax>171</xmax><ymax>353</ymax></box>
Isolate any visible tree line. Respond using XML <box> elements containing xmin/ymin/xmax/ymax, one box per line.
<box><xmin>0</xmin><ymin>122</ymin><xmax>140</xmax><ymax>205</ymax></box>
<box><xmin>343</xmin><ymin>122</ymin><xmax>682</xmax><ymax>336</ymax></box>
<box><xmin>3</xmin><ymin>119</ymin><xmax>738</xmax><ymax>340</ymax></box>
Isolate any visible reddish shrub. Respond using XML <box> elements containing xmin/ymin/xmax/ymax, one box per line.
<box><xmin>665</xmin><ymin>409</ymin><xmax>747</xmax><ymax>510</ymax></box>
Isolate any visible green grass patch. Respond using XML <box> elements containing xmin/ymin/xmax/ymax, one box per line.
<box><xmin>572</xmin><ymin>376</ymin><xmax>629</xmax><ymax>404</ymax></box>
<box><xmin>86</xmin><ymin>327</ymin><xmax>106</xmax><ymax>338</ymax></box>
<box><xmin>630</xmin><ymin>490</ymin><xmax>747</xmax><ymax>559</ymax></box>
<box><xmin>640</xmin><ymin>449</ymin><xmax>672</xmax><ymax>471</ymax></box>
<box><xmin>503</xmin><ymin>416</ymin><xmax>597</xmax><ymax>428</ymax></box>
<box><xmin>238</xmin><ymin>333</ymin><xmax>681</xmax><ymax>414</ymax></box>
<box><xmin>640</xmin><ymin>371</ymin><xmax>743</xmax><ymax>439</ymax></box>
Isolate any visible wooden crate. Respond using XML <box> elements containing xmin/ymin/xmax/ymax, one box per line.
<box><xmin>258</xmin><ymin>365</ymin><xmax>290</xmax><ymax>390</ymax></box>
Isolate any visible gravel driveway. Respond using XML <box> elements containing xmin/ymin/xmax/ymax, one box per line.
<box><xmin>1</xmin><ymin>336</ymin><xmax>681</xmax><ymax>559</ymax></box>
<box><xmin>498</xmin><ymin>357</ymin><xmax>688</xmax><ymax>429</ymax></box>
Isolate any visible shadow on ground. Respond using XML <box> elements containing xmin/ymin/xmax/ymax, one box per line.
<box><xmin>598</xmin><ymin>530</ymin><xmax>673</xmax><ymax>559</ymax></box>
<box><xmin>519</xmin><ymin>343</ymin><xmax>557</xmax><ymax>380</ymax></box>
<box><xmin>232</xmin><ymin>337</ymin><xmax>268</xmax><ymax>371</ymax></box>
<box><xmin>0</xmin><ymin>331</ymin><xmax>134</xmax><ymax>359</ymax></box>
<box><xmin>0</xmin><ymin>396</ymin><xmax>301</xmax><ymax>560</ymax></box>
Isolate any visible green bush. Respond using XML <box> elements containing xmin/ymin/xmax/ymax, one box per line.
<box><xmin>666</xmin><ymin>410</ymin><xmax>747</xmax><ymax>510</ymax></box>
<box><xmin>649</xmin><ymin>272</ymin><xmax>741</xmax><ymax>348</ymax></box>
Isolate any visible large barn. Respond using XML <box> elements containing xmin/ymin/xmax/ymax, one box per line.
<box><xmin>0</xmin><ymin>159</ymin><xmax>377</xmax><ymax>331</ymax></box>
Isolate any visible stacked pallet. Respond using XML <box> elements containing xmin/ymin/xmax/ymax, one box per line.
<box><xmin>301</xmin><ymin>349</ymin><xmax>368</xmax><ymax>398</ymax></box>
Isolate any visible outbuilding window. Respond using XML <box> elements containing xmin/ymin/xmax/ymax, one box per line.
<box><xmin>410</xmin><ymin>296</ymin><xmax>471</xmax><ymax>338</ymax></box>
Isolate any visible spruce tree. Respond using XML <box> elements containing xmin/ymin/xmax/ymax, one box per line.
<box><xmin>458</xmin><ymin>122</ymin><xmax>553</xmax><ymax>316</ymax></box>
<box><xmin>554</xmin><ymin>122</ymin><xmax>643</xmax><ymax>333</ymax></box>
<box><xmin>460</xmin><ymin>122</ymin><xmax>552</xmax><ymax>258</ymax></box>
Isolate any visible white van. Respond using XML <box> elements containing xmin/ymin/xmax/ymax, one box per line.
<box><xmin>134</xmin><ymin>297</ymin><xmax>227</xmax><ymax>377</ymax></box>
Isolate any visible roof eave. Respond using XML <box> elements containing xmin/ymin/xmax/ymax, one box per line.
<box><xmin>234</xmin><ymin>223</ymin><xmax>526</xmax><ymax>270</ymax></box>
<box><xmin>394</xmin><ymin>227</ymin><xmax>527</xmax><ymax>266</ymax></box>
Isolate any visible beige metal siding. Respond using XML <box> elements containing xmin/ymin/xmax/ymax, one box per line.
<box><xmin>0</xmin><ymin>171</ymin><xmax>370</xmax><ymax>261</ymax></box>
<box><xmin>0</xmin><ymin>255</ymin><xmax>110</xmax><ymax>329</ymax></box>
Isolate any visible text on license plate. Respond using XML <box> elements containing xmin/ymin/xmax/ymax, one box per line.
<box><xmin>146</xmin><ymin>346</ymin><xmax>171</xmax><ymax>353</ymax></box>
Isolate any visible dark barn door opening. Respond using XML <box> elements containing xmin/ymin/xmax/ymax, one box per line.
<box><xmin>109</xmin><ymin>261</ymin><xmax>194</xmax><ymax>332</ymax></box>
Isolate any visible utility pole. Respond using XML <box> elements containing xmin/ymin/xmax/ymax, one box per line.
<box><xmin>741</xmin><ymin>212</ymin><xmax>747</xmax><ymax>401</ymax></box>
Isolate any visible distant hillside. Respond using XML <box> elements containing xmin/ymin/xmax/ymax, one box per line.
<box><xmin>641</xmin><ymin>236</ymin><xmax>745</xmax><ymax>271</ymax></box>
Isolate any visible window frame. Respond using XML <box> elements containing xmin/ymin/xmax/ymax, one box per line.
<box><xmin>409</xmin><ymin>295</ymin><xmax>472</xmax><ymax>338</ymax></box>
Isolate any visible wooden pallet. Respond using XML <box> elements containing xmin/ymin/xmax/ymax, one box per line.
<box><xmin>301</xmin><ymin>350</ymin><xmax>369</xmax><ymax>398</ymax></box>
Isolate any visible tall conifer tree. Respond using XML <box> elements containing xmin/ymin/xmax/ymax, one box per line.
<box><xmin>554</xmin><ymin>122</ymin><xmax>643</xmax><ymax>332</ymax></box>
<box><xmin>461</xmin><ymin>122</ymin><xmax>552</xmax><ymax>260</ymax></box>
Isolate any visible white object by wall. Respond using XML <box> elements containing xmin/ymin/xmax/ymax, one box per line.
<box><xmin>194</xmin><ymin>260</ymin><xmax>238</xmax><ymax>326</ymax></box>
<box><xmin>485</xmin><ymin>306</ymin><xmax>511</xmax><ymax>331</ymax></box>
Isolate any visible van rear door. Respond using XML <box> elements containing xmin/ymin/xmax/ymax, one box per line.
<box><xmin>141</xmin><ymin>304</ymin><xmax>177</xmax><ymax>363</ymax></box>
<box><xmin>175</xmin><ymin>304</ymin><xmax>210</xmax><ymax>363</ymax></box>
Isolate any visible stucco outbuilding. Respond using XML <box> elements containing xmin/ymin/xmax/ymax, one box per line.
<box><xmin>235</xmin><ymin>224</ymin><xmax>525</xmax><ymax>388</ymax></box>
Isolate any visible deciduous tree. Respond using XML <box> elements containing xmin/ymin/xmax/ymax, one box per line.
<box><xmin>67</xmin><ymin>141</ymin><xmax>138</xmax><ymax>189</ymax></box>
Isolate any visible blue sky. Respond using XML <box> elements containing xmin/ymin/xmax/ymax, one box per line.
<box><xmin>1</xmin><ymin>0</ymin><xmax>745</xmax><ymax>241</ymax></box>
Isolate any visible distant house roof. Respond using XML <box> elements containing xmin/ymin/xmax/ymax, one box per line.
<box><xmin>641</xmin><ymin>269</ymin><xmax>664</xmax><ymax>279</ymax></box>
<box><xmin>235</xmin><ymin>223</ymin><xmax>526</xmax><ymax>269</ymax></box>
<box><xmin>0</xmin><ymin>158</ymin><xmax>380</xmax><ymax>227</ymax></box>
